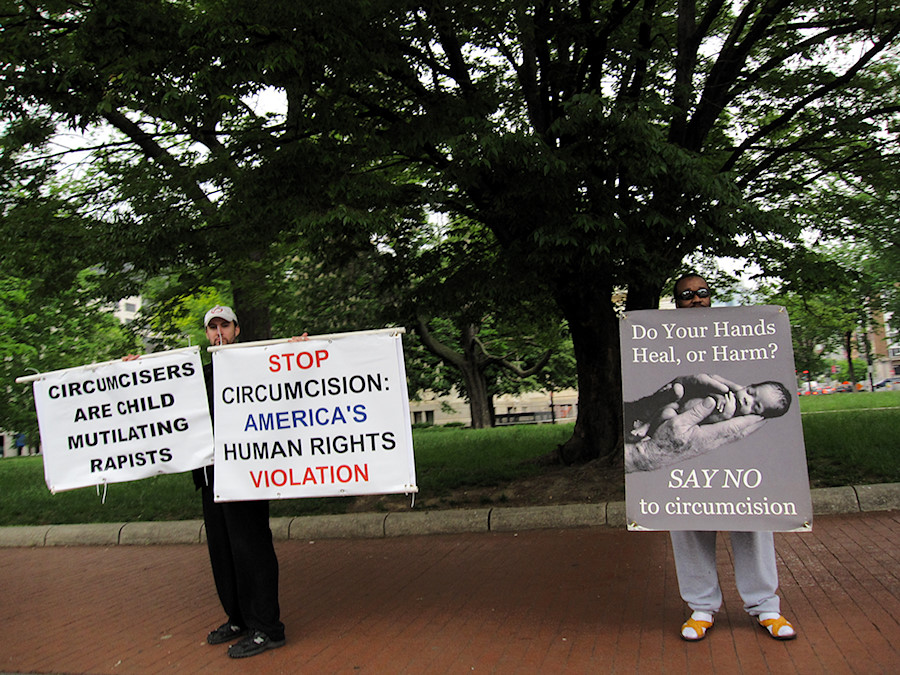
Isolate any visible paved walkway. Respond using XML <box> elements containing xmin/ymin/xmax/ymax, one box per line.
<box><xmin>2</xmin><ymin>509</ymin><xmax>899</xmax><ymax>674</ymax></box>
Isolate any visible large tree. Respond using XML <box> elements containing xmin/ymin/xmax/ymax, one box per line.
<box><xmin>2</xmin><ymin>1</ymin><xmax>899</xmax><ymax>464</ymax></box>
<box><xmin>271</xmin><ymin>217</ymin><xmax>565</xmax><ymax>429</ymax></box>
<box><xmin>399</xmin><ymin>218</ymin><xmax>560</xmax><ymax>428</ymax></box>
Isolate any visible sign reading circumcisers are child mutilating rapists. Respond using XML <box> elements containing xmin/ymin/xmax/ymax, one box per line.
<box><xmin>210</xmin><ymin>329</ymin><xmax>417</xmax><ymax>502</ymax></box>
<box><xmin>30</xmin><ymin>348</ymin><xmax>213</xmax><ymax>493</ymax></box>
<box><xmin>620</xmin><ymin>306</ymin><xmax>812</xmax><ymax>533</ymax></box>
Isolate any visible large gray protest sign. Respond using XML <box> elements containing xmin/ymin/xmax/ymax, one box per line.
<box><xmin>620</xmin><ymin>306</ymin><xmax>812</xmax><ymax>532</ymax></box>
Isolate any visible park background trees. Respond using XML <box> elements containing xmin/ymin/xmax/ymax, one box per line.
<box><xmin>0</xmin><ymin>272</ymin><xmax>139</xmax><ymax>441</ymax></box>
<box><xmin>2</xmin><ymin>0</ymin><xmax>899</xmax><ymax>462</ymax></box>
<box><xmin>760</xmin><ymin>239</ymin><xmax>899</xmax><ymax>390</ymax></box>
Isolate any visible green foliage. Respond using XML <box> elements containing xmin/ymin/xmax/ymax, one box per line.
<box><xmin>2</xmin><ymin>0</ymin><xmax>898</xmax><ymax>461</ymax></box>
<box><xmin>759</xmin><ymin>239</ymin><xmax>896</xmax><ymax>385</ymax></box>
<box><xmin>768</xmin><ymin>288</ymin><xmax>850</xmax><ymax>377</ymax></box>
<box><xmin>398</xmin><ymin>215</ymin><xmax>571</xmax><ymax>422</ymax></box>
<box><xmin>823</xmin><ymin>358</ymin><xmax>868</xmax><ymax>385</ymax></box>
<box><xmin>0</xmin><ymin>270</ymin><xmax>140</xmax><ymax>439</ymax></box>
<box><xmin>129</xmin><ymin>278</ymin><xmax>231</xmax><ymax>356</ymax></box>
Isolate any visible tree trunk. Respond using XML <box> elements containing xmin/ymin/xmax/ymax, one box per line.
<box><xmin>460</xmin><ymin>323</ymin><xmax>495</xmax><ymax>428</ymax></box>
<box><xmin>844</xmin><ymin>330</ymin><xmax>856</xmax><ymax>386</ymax></box>
<box><xmin>231</xmin><ymin>270</ymin><xmax>272</xmax><ymax>343</ymax></box>
<box><xmin>415</xmin><ymin>319</ymin><xmax>496</xmax><ymax>428</ymax></box>
<box><xmin>625</xmin><ymin>277</ymin><xmax>663</xmax><ymax>311</ymax></box>
<box><xmin>461</xmin><ymin>358</ymin><xmax>495</xmax><ymax>428</ymax></box>
<box><xmin>552</xmin><ymin>269</ymin><xmax>623</xmax><ymax>465</ymax></box>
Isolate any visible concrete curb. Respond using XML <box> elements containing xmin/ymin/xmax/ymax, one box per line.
<box><xmin>289</xmin><ymin>512</ymin><xmax>387</xmax><ymax>540</ymax></box>
<box><xmin>490</xmin><ymin>503</ymin><xmax>608</xmax><ymax>532</ymax></box>
<box><xmin>46</xmin><ymin>523</ymin><xmax>125</xmax><ymax>547</ymax></box>
<box><xmin>856</xmin><ymin>482</ymin><xmax>900</xmax><ymax>512</ymax></box>
<box><xmin>1</xmin><ymin>483</ymin><xmax>897</xmax><ymax>547</ymax></box>
<box><xmin>809</xmin><ymin>486</ymin><xmax>858</xmax><ymax>515</ymax></box>
<box><xmin>119</xmin><ymin>520</ymin><xmax>205</xmax><ymax>546</ymax></box>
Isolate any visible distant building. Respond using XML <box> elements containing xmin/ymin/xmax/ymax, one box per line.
<box><xmin>868</xmin><ymin>310</ymin><xmax>899</xmax><ymax>380</ymax></box>
<box><xmin>113</xmin><ymin>296</ymin><xmax>142</xmax><ymax>323</ymax></box>
<box><xmin>408</xmin><ymin>388</ymin><xmax>579</xmax><ymax>427</ymax></box>
<box><xmin>888</xmin><ymin>343</ymin><xmax>900</xmax><ymax>376</ymax></box>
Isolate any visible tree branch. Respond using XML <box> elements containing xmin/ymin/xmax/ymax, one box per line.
<box><xmin>101</xmin><ymin>109</ymin><xmax>216</xmax><ymax>218</ymax></box>
<box><xmin>415</xmin><ymin>316</ymin><xmax>466</xmax><ymax>369</ymax></box>
<box><xmin>495</xmin><ymin>348</ymin><xmax>553</xmax><ymax>377</ymax></box>
<box><xmin>722</xmin><ymin>28</ymin><xmax>900</xmax><ymax>171</ymax></box>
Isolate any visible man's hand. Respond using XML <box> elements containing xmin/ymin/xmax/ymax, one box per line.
<box><xmin>625</xmin><ymin>396</ymin><xmax>765</xmax><ymax>473</ymax></box>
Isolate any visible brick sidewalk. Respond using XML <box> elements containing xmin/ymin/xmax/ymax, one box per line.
<box><xmin>2</xmin><ymin>511</ymin><xmax>898</xmax><ymax>674</ymax></box>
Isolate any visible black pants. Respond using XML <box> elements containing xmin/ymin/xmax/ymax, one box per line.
<box><xmin>200</xmin><ymin>484</ymin><xmax>284</xmax><ymax>640</ymax></box>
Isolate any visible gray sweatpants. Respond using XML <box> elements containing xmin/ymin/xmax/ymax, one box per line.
<box><xmin>669</xmin><ymin>530</ymin><xmax>781</xmax><ymax>616</ymax></box>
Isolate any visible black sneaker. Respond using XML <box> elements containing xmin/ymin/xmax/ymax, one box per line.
<box><xmin>206</xmin><ymin>622</ymin><xmax>246</xmax><ymax>645</ymax></box>
<box><xmin>227</xmin><ymin>630</ymin><xmax>286</xmax><ymax>658</ymax></box>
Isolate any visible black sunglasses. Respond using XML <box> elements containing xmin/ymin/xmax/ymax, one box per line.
<box><xmin>677</xmin><ymin>288</ymin><xmax>711</xmax><ymax>301</ymax></box>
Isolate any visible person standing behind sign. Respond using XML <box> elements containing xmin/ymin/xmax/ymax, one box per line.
<box><xmin>195</xmin><ymin>305</ymin><xmax>286</xmax><ymax>659</ymax></box>
<box><xmin>668</xmin><ymin>274</ymin><xmax>797</xmax><ymax>642</ymax></box>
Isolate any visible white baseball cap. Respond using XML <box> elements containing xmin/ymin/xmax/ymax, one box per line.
<box><xmin>204</xmin><ymin>305</ymin><xmax>238</xmax><ymax>327</ymax></box>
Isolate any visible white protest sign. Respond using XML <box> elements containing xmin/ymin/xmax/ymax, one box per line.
<box><xmin>620</xmin><ymin>306</ymin><xmax>812</xmax><ymax>532</ymax></box>
<box><xmin>210</xmin><ymin>329</ymin><xmax>417</xmax><ymax>502</ymax></box>
<box><xmin>28</xmin><ymin>347</ymin><xmax>213</xmax><ymax>493</ymax></box>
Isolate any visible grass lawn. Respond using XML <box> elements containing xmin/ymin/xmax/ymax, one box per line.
<box><xmin>0</xmin><ymin>391</ymin><xmax>897</xmax><ymax>526</ymax></box>
<box><xmin>798</xmin><ymin>390</ymin><xmax>900</xmax><ymax>488</ymax></box>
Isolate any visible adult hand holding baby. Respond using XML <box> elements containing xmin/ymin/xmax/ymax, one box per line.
<box><xmin>625</xmin><ymin>395</ymin><xmax>765</xmax><ymax>473</ymax></box>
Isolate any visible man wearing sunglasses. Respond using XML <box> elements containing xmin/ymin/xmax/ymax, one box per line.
<box><xmin>669</xmin><ymin>274</ymin><xmax>797</xmax><ymax>643</ymax></box>
<box><xmin>674</xmin><ymin>274</ymin><xmax>712</xmax><ymax>308</ymax></box>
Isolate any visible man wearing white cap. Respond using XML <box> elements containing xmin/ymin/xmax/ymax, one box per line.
<box><xmin>196</xmin><ymin>305</ymin><xmax>286</xmax><ymax>658</ymax></box>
